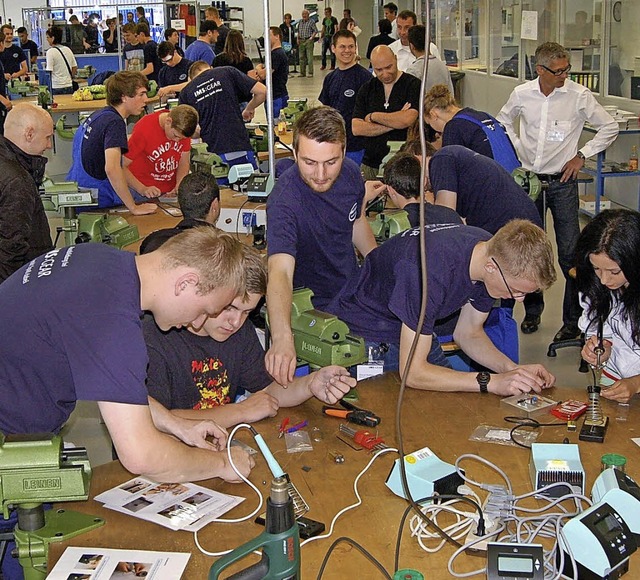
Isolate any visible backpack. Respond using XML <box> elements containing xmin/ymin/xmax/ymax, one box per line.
<box><xmin>91</xmin><ymin>70</ymin><xmax>116</xmax><ymax>86</ymax></box>
<box><xmin>455</xmin><ymin>112</ymin><xmax>521</xmax><ymax>174</ymax></box>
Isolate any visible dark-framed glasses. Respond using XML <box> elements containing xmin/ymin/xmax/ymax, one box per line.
<box><xmin>492</xmin><ymin>258</ymin><xmax>530</xmax><ymax>300</ymax></box>
<box><xmin>540</xmin><ymin>63</ymin><xmax>571</xmax><ymax>76</ymax></box>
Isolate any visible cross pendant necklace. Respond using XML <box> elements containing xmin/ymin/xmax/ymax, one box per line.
<box><xmin>384</xmin><ymin>101</ymin><xmax>390</xmax><ymax>110</ymax></box>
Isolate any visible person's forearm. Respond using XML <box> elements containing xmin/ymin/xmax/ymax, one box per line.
<box><xmin>174</xmin><ymin>156</ymin><xmax>190</xmax><ymax>191</ymax></box>
<box><xmin>352</xmin><ymin>216</ymin><xmax>377</xmax><ymax>256</ymax></box>
<box><xmin>369</xmin><ymin>110</ymin><xmax>417</xmax><ymax>130</ymax></box>
<box><xmin>352</xmin><ymin>117</ymin><xmax>391</xmax><ymax>137</ymax></box>
<box><xmin>106</xmin><ymin>164</ymin><xmax>138</xmax><ymax>210</ymax></box>
<box><xmin>140</xmin><ymin>63</ymin><xmax>153</xmax><ymax>76</ymax></box>
<box><xmin>454</xmin><ymin>329</ymin><xmax>517</xmax><ymax>374</ymax></box>
<box><xmin>123</xmin><ymin>165</ymin><xmax>148</xmax><ymax>194</ymax></box>
<box><xmin>170</xmin><ymin>406</ymin><xmax>246</xmax><ymax>430</ymax></box>
<box><xmin>265</xmin><ymin>379</ymin><xmax>312</xmax><ymax>407</ymax></box>
<box><xmin>404</xmin><ymin>357</ymin><xmax>482</xmax><ymax>392</ymax></box>
<box><xmin>266</xmin><ymin>271</ymin><xmax>294</xmax><ymax>343</ymax></box>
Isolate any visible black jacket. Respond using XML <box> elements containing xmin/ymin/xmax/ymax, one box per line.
<box><xmin>0</xmin><ymin>135</ymin><xmax>53</xmax><ymax>282</ymax></box>
<box><xmin>140</xmin><ymin>217</ymin><xmax>214</xmax><ymax>254</ymax></box>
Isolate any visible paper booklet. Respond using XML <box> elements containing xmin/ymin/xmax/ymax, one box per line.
<box><xmin>47</xmin><ymin>546</ymin><xmax>190</xmax><ymax>579</ymax></box>
<box><xmin>94</xmin><ymin>476</ymin><xmax>245</xmax><ymax>532</ymax></box>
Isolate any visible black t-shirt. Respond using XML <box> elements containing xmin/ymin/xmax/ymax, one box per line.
<box><xmin>214</xmin><ymin>24</ymin><xmax>230</xmax><ymax>55</ymax></box>
<box><xmin>143</xmin><ymin>40</ymin><xmax>161</xmax><ymax>82</ymax></box>
<box><xmin>442</xmin><ymin>108</ymin><xmax>495</xmax><ymax>159</ymax></box>
<box><xmin>271</xmin><ymin>47</ymin><xmax>289</xmax><ymax>99</ymax></box>
<box><xmin>21</xmin><ymin>39</ymin><xmax>39</xmax><ymax>62</ymax></box>
<box><xmin>212</xmin><ymin>53</ymin><xmax>254</xmax><ymax>75</ymax></box>
<box><xmin>0</xmin><ymin>44</ymin><xmax>27</xmax><ymax>75</ymax></box>
<box><xmin>144</xmin><ymin>316</ymin><xmax>273</xmax><ymax>410</ymax></box>
<box><xmin>353</xmin><ymin>72</ymin><xmax>421</xmax><ymax>168</ymax></box>
<box><xmin>404</xmin><ymin>202</ymin><xmax>463</xmax><ymax>228</ymax></box>
<box><xmin>157</xmin><ymin>57</ymin><xmax>193</xmax><ymax>88</ymax></box>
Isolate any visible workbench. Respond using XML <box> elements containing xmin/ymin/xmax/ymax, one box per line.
<box><xmin>118</xmin><ymin>188</ymin><xmax>263</xmax><ymax>253</ymax></box>
<box><xmin>49</xmin><ymin>378</ymin><xmax>640</xmax><ymax>578</ymax></box>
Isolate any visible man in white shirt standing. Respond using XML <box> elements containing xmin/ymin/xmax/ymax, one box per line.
<box><xmin>497</xmin><ymin>42</ymin><xmax>618</xmax><ymax>341</ymax></box>
<box><xmin>389</xmin><ymin>10</ymin><xmax>441</xmax><ymax>72</ymax></box>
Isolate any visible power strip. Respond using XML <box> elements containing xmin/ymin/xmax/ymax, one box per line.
<box><xmin>465</xmin><ymin>485</ymin><xmax>512</xmax><ymax>552</ymax></box>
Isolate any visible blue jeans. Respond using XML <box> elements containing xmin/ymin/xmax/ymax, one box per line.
<box><xmin>321</xmin><ymin>37</ymin><xmax>335</xmax><ymax>68</ymax></box>
<box><xmin>364</xmin><ymin>335</ymin><xmax>452</xmax><ymax>373</ymax></box>
<box><xmin>524</xmin><ymin>178</ymin><xmax>581</xmax><ymax>326</ymax></box>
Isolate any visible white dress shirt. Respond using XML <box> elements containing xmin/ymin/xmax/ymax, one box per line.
<box><xmin>497</xmin><ymin>78</ymin><xmax>618</xmax><ymax>174</ymax></box>
<box><xmin>389</xmin><ymin>40</ymin><xmax>442</xmax><ymax>72</ymax></box>
<box><xmin>390</xmin><ymin>19</ymin><xmax>398</xmax><ymax>40</ymax></box>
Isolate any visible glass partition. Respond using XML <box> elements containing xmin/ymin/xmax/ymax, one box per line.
<box><xmin>608</xmin><ymin>0</ymin><xmax>640</xmax><ymax>100</ymax></box>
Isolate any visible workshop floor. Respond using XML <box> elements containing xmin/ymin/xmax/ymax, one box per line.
<box><xmin>53</xmin><ymin>69</ymin><xmax>593</xmax><ymax>468</ymax></box>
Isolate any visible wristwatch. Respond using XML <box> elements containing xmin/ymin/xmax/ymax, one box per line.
<box><xmin>577</xmin><ymin>151</ymin><xmax>586</xmax><ymax>161</ymax></box>
<box><xmin>476</xmin><ymin>371</ymin><xmax>490</xmax><ymax>394</ymax></box>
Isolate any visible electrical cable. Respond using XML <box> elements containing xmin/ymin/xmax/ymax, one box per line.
<box><xmin>193</xmin><ymin>423</ymin><xmax>264</xmax><ymax>557</ymax></box>
<box><xmin>234</xmin><ymin>198</ymin><xmax>251</xmax><ymax>240</ymax></box>
<box><xmin>316</xmin><ymin>536</ymin><xmax>393</xmax><ymax>580</ymax></box>
<box><xmin>503</xmin><ymin>416</ymin><xmax>567</xmax><ymax>448</ymax></box>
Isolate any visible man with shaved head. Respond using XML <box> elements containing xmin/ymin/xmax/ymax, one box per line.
<box><xmin>0</xmin><ymin>103</ymin><xmax>54</xmax><ymax>281</ymax></box>
<box><xmin>352</xmin><ymin>44</ymin><xmax>421</xmax><ymax>179</ymax></box>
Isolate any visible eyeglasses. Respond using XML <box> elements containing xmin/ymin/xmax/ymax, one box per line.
<box><xmin>161</xmin><ymin>54</ymin><xmax>174</xmax><ymax>63</ymax></box>
<box><xmin>539</xmin><ymin>63</ymin><xmax>571</xmax><ymax>76</ymax></box>
<box><xmin>492</xmin><ymin>258</ymin><xmax>530</xmax><ymax>300</ymax></box>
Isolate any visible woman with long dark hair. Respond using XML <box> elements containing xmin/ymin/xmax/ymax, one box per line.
<box><xmin>212</xmin><ymin>29</ymin><xmax>254</xmax><ymax>75</ymax></box>
<box><xmin>576</xmin><ymin>208</ymin><xmax>640</xmax><ymax>402</ymax></box>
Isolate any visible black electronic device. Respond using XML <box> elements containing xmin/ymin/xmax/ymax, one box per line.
<box><xmin>246</xmin><ymin>173</ymin><xmax>274</xmax><ymax>202</ymax></box>
<box><xmin>255</xmin><ymin>513</ymin><xmax>324</xmax><ymax>539</ymax></box>
<box><xmin>487</xmin><ymin>543</ymin><xmax>544</xmax><ymax>580</ymax></box>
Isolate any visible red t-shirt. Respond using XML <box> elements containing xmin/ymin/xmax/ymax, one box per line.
<box><xmin>125</xmin><ymin>111</ymin><xmax>191</xmax><ymax>193</ymax></box>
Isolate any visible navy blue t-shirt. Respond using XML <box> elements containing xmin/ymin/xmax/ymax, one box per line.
<box><xmin>158</xmin><ymin>57</ymin><xmax>193</xmax><ymax>88</ymax></box>
<box><xmin>429</xmin><ymin>145</ymin><xmax>541</xmax><ymax>234</ymax></box>
<box><xmin>179</xmin><ymin>67</ymin><xmax>257</xmax><ymax>154</ymax></box>
<box><xmin>0</xmin><ymin>244</ymin><xmax>148</xmax><ymax>435</ymax></box>
<box><xmin>81</xmin><ymin>107</ymin><xmax>128</xmax><ymax>180</ymax></box>
<box><xmin>143</xmin><ymin>40</ymin><xmax>161</xmax><ymax>82</ymax></box>
<box><xmin>404</xmin><ymin>202</ymin><xmax>463</xmax><ymax>228</ymax></box>
<box><xmin>271</xmin><ymin>47</ymin><xmax>289</xmax><ymax>99</ymax></box>
<box><xmin>442</xmin><ymin>108</ymin><xmax>495</xmax><ymax>159</ymax></box>
<box><xmin>353</xmin><ymin>72</ymin><xmax>421</xmax><ymax>167</ymax></box>
<box><xmin>319</xmin><ymin>64</ymin><xmax>372</xmax><ymax>153</ymax></box>
<box><xmin>266</xmin><ymin>158</ymin><xmax>364</xmax><ymax>310</ymax></box>
<box><xmin>327</xmin><ymin>223</ymin><xmax>494</xmax><ymax>343</ymax></box>
<box><xmin>0</xmin><ymin>44</ymin><xmax>27</xmax><ymax>75</ymax></box>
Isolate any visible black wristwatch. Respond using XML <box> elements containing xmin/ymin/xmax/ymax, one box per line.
<box><xmin>476</xmin><ymin>371</ymin><xmax>490</xmax><ymax>394</ymax></box>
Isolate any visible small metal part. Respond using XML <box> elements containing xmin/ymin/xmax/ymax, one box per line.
<box><xmin>302</xmin><ymin>465</ymin><xmax>311</xmax><ymax>472</ymax></box>
<box><xmin>329</xmin><ymin>451</ymin><xmax>345</xmax><ymax>464</ymax></box>
<box><xmin>311</xmin><ymin>426</ymin><xmax>323</xmax><ymax>442</ymax></box>
<box><xmin>567</xmin><ymin>420</ymin><xmax>576</xmax><ymax>432</ymax></box>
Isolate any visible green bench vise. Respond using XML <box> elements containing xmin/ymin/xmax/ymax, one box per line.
<box><xmin>369</xmin><ymin>210</ymin><xmax>411</xmax><ymax>243</ymax></box>
<box><xmin>54</xmin><ymin>113</ymin><xmax>89</xmax><ymax>140</ymax></box>
<box><xmin>0</xmin><ymin>432</ymin><xmax>104</xmax><ymax>580</ymax></box>
<box><xmin>289</xmin><ymin>288</ymin><xmax>367</xmax><ymax>368</ymax></box>
<box><xmin>74</xmin><ymin>65</ymin><xmax>95</xmax><ymax>79</ymax></box>
<box><xmin>282</xmin><ymin>98</ymin><xmax>307</xmax><ymax>124</ymax></box>
<box><xmin>190</xmin><ymin>143</ymin><xmax>230</xmax><ymax>180</ymax></box>
<box><xmin>75</xmin><ymin>213</ymin><xmax>140</xmax><ymax>249</ymax></box>
<box><xmin>7</xmin><ymin>80</ymin><xmax>39</xmax><ymax>97</ymax></box>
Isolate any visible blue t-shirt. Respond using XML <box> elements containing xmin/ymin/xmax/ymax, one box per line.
<box><xmin>442</xmin><ymin>108</ymin><xmax>495</xmax><ymax>159</ymax></box>
<box><xmin>158</xmin><ymin>57</ymin><xmax>193</xmax><ymax>88</ymax></box>
<box><xmin>319</xmin><ymin>64</ymin><xmax>372</xmax><ymax>153</ymax></box>
<box><xmin>0</xmin><ymin>244</ymin><xmax>148</xmax><ymax>435</ymax></box>
<box><xmin>429</xmin><ymin>145</ymin><xmax>541</xmax><ymax>234</ymax></box>
<box><xmin>179</xmin><ymin>67</ymin><xmax>257</xmax><ymax>154</ymax></box>
<box><xmin>184</xmin><ymin>39</ymin><xmax>215</xmax><ymax>65</ymax></box>
<box><xmin>80</xmin><ymin>107</ymin><xmax>128</xmax><ymax>180</ymax></box>
<box><xmin>271</xmin><ymin>47</ymin><xmax>289</xmax><ymax>99</ymax></box>
<box><xmin>266</xmin><ymin>158</ymin><xmax>364</xmax><ymax>310</ymax></box>
<box><xmin>327</xmin><ymin>223</ymin><xmax>494</xmax><ymax>343</ymax></box>
<box><xmin>404</xmin><ymin>202</ymin><xmax>463</xmax><ymax>228</ymax></box>
<box><xmin>143</xmin><ymin>40</ymin><xmax>161</xmax><ymax>82</ymax></box>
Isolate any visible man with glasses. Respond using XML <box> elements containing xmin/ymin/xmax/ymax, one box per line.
<box><xmin>326</xmin><ymin>220</ymin><xmax>557</xmax><ymax>395</ymax></box>
<box><xmin>498</xmin><ymin>42</ymin><xmax>618</xmax><ymax>339</ymax></box>
<box><xmin>157</xmin><ymin>41</ymin><xmax>193</xmax><ymax>98</ymax></box>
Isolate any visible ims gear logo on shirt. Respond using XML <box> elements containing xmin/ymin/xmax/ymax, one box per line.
<box><xmin>349</xmin><ymin>202</ymin><xmax>358</xmax><ymax>222</ymax></box>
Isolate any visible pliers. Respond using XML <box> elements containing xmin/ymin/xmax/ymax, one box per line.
<box><xmin>322</xmin><ymin>400</ymin><xmax>381</xmax><ymax>427</ymax></box>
